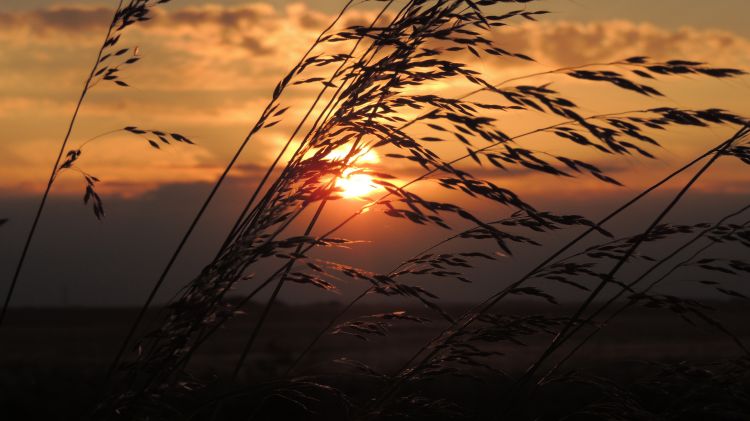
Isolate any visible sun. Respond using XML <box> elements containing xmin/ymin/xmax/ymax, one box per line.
<box><xmin>336</xmin><ymin>169</ymin><xmax>380</xmax><ymax>199</ymax></box>
<box><xmin>324</xmin><ymin>149</ymin><xmax>383</xmax><ymax>199</ymax></box>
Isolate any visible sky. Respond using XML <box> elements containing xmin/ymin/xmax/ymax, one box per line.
<box><xmin>1</xmin><ymin>0</ymin><xmax>750</xmax><ymax>306</ymax></box>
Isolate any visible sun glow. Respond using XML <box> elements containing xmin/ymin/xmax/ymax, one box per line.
<box><xmin>336</xmin><ymin>169</ymin><xmax>380</xmax><ymax>199</ymax></box>
<box><xmin>326</xmin><ymin>149</ymin><xmax>383</xmax><ymax>199</ymax></box>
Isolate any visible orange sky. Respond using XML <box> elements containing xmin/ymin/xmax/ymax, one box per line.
<box><xmin>2</xmin><ymin>0</ymin><xmax>750</xmax><ymax>199</ymax></box>
<box><xmin>1</xmin><ymin>1</ymin><xmax>750</xmax><ymax>306</ymax></box>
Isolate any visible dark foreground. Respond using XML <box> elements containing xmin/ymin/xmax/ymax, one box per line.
<box><xmin>1</xmin><ymin>302</ymin><xmax>748</xmax><ymax>420</ymax></box>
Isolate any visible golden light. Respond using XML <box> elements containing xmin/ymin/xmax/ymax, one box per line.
<box><xmin>336</xmin><ymin>169</ymin><xmax>380</xmax><ymax>199</ymax></box>
<box><xmin>325</xmin><ymin>148</ymin><xmax>383</xmax><ymax>199</ymax></box>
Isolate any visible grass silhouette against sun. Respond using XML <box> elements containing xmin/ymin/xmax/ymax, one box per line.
<box><xmin>3</xmin><ymin>0</ymin><xmax>750</xmax><ymax>420</ymax></box>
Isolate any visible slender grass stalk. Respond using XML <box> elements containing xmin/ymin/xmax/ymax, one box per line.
<box><xmin>542</xmin><ymin>205</ymin><xmax>750</xmax><ymax>382</ymax></box>
<box><xmin>512</xmin><ymin>125</ymin><xmax>749</xmax><ymax>398</ymax></box>
<box><xmin>105</xmin><ymin>1</ymin><xmax>356</xmax><ymax>382</ymax></box>
<box><xmin>166</xmin><ymin>1</ymin><xmax>401</xmax><ymax>381</ymax></box>
<box><xmin>231</xmin><ymin>0</ymin><xmax>429</xmax><ymax>378</ymax></box>
<box><xmin>0</xmin><ymin>0</ymin><xmax>125</xmax><ymax>328</ymax></box>
<box><xmin>365</xmin><ymin>129</ymin><xmax>746</xmax><ymax>413</ymax></box>
<box><xmin>231</xmin><ymin>198</ymin><xmax>331</xmax><ymax>380</ymax></box>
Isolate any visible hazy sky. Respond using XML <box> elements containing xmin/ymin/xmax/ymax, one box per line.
<box><xmin>2</xmin><ymin>0</ymin><xmax>750</xmax><ymax>196</ymax></box>
<box><xmin>1</xmin><ymin>1</ymin><xmax>749</xmax><ymax>306</ymax></box>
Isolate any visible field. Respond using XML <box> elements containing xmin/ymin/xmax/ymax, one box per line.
<box><xmin>2</xmin><ymin>301</ymin><xmax>748</xmax><ymax>420</ymax></box>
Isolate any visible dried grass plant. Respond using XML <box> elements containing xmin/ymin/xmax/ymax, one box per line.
<box><xmin>2</xmin><ymin>0</ymin><xmax>196</xmax><ymax>325</ymax></box>
<box><xmin>10</xmin><ymin>0</ymin><xmax>749</xmax><ymax>419</ymax></box>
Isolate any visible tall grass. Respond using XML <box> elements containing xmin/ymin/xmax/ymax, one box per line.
<box><xmin>1</xmin><ymin>0</ymin><xmax>193</xmax><ymax>327</ymax></box>
<box><xmin>57</xmin><ymin>0</ymin><xmax>750</xmax><ymax>419</ymax></box>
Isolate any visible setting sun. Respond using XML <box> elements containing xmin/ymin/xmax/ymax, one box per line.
<box><xmin>325</xmin><ymin>149</ymin><xmax>383</xmax><ymax>199</ymax></box>
<box><xmin>336</xmin><ymin>169</ymin><xmax>380</xmax><ymax>199</ymax></box>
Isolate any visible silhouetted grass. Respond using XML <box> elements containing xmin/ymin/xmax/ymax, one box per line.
<box><xmin>96</xmin><ymin>0</ymin><xmax>750</xmax><ymax>418</ymax></box>
<box><xmin>7</xmin><ymin>0</ymin><xmax>750</xmax><ymax>420</ymax></box>
<box><xmin>2</xmin><ymin>0</ymin><xmax>190</xmax><ymax>326</ymax></box>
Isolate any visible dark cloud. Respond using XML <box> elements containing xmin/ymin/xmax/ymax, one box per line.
<box><xmin>298</xmin><ymin>10</ymin><xmax>326</xmax><ymax>30</ymax></box>
<box><xmin>34</xmin><ymin>6</ymin><xmax>111</xmax><ymax>32</ymax></box>
<box><xmin>159</xmin><ymin>5</ymin><xmax>266</xmax><ymax>27</ymax></box>
<box><xmin>0</xmin><ymin>4</ymin><xmax>287</xmax><ymax>56</ymax></box>
<box><xmin>240</xmin><ymin>36</ymin><xmax>274</xmax><ymax>56</ymax></box>
<box><xmin>0</xmin><ymin>6</ymin><xmax>111</xmax><ymax>36</ymax></box>
<box><xmin>4</xmin><ymin>4</ymin><xmax>748</xmax><ymax>67</ymax></box>
<box><xmin>492</xmin><ymin>20</ymin><xmax>750</xmax><ymax>67</ymax></box>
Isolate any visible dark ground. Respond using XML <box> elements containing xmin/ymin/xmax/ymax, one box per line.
<box><xmin>1</xmin><ymin>301</ymin><xmax>749</xmax><ymax>420</ymax></box>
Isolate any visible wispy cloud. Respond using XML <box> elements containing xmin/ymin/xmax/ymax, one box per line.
<box><xmin>494</xmin><ymin>19</ymin><xmax>750</xmax><ymax>67</ymax></box>
<box><xmin>2</xmin><ymin>2</ymin><xmax>749</xmax><ymax>197</ymax></box>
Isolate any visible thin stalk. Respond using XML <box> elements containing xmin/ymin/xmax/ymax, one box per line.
<box><xmin>513</xmin><ymin>125</ymin><xmax>748</xmax><ymax>396</ymax></box>
<box><xmin>231</xmin><ymin>199</ymin><xmax>330</xmax><ymax>380</ymax></box>
<box><xmin>231</xmin><ymin>0</ymin><xmax>431</xmax><ymax>379</ymax></box>
<box><xmin>366</xmin><ymin>128</ymin><xmax>745</xmax><ymax>412</ymax></box>
<box><xmin>105</xmin><ymin>2</ymin><xmax>353</xmax><ymax>381</ymax></box>
<box><xmin>1</xmin><ymin>1</ymin><xmax>124</xmax><ymax>328</ymax></box>
<box><xmin>541</xmin><ymin>206</ymin><xmax>750</xmax><ymax>381</ymax></box>
<box><xmin>231</xmin><ymin>0</ymin><xmax>410</xmax><ymax>244</ymax></box>
<box><xmin>285</xmin><ymin>213</ymin><xmax>526</xmax><ymax>375</ymax></box>
<box><xmin>167</xmin><ymin>0</ymin><xmax>402</xmax><ymax>377</ymax></box>
<box><xmin>218</xmin><ymin>0</ymin><xmax>367</xmax><ymax>253</ymax></box>
<box><xmin>285</xmin><ymin>287</ymin><xmax>370</xmax><ymax>375</ymax></box>
<box><xmin>77</xmin><ymin>128</ymin><xmax>125</xmax><ymax>149</ymax></box>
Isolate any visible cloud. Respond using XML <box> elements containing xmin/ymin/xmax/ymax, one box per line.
<box><xmin>4</xmin><ymin>4</ymin><xmax>750</xmax><ymax>64</ymax></box>
<box><xmin>2</xmin><ymin>2</ymin><xmax>750</xmax><ymax>198</ymax></box>
<box><xmin>0</xmin><ymin>3</ymin><xmax>327</xmax><ymax>57</ymax></box>
<box><xmin>0</xmin><ymin>6</ymin><xmax>111</xmax><ymax>37</ymax></box>
<box><xmin>4</xmin><ymin>4</ymin><xmax>749</xmax><ymax>92</ymax></box>
<box><xmin>3</xmin><ymin>3</ymin><xmax>749</xmax><ymax>97</ymax></box>
<box><xmin>0</xmin><ymin>135</ymin><xmax>228</xmax><ymax>197</ymax></box>
<box><xmin>493</xmin><ymin>20</ymin><xmax>750</xmax><ymax>67</ymax></box>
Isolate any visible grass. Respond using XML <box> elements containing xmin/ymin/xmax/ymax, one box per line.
<box><xmin>2</xmin><ymin>0</ymin><xmax>189</xmax><ymax>325</ymax></box>
<box><xmin>4</xmin><ymin>0</ymin><xmax>750</xmax><ymax>420</ymax></box>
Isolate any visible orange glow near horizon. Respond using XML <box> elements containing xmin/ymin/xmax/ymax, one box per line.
<box><xmin>336</xmin><ymin>169</ymin><xmax>380</xmax><ymax>199</ymax></box>
<box><xmin>327</xmin><ymin>149</ymin><xmax>383</xmax><ymax>199</ymax></box>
